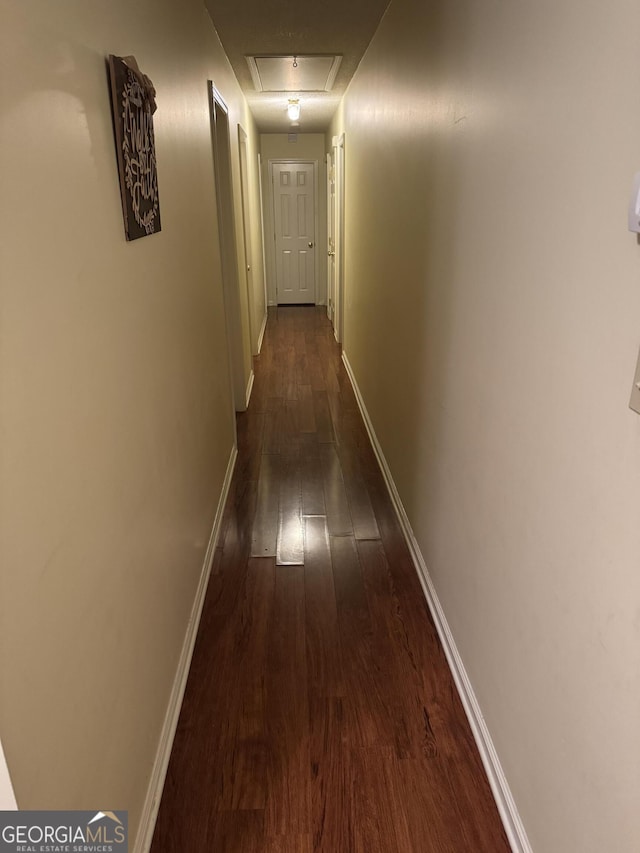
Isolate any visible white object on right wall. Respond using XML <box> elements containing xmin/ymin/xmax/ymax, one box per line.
<box><xmin>0</xmin><ymin>739</ymin><xmax>17</xmax><ymax>809</ymax></box>
<box><xmin>628</xmin><ymin>172</ymin><xmax>640</xmax><ymax>232</ymax></box>
<box><xmin>629</xmin><ymin>347</ymin><xmax>640</xmax><ymax>415</ymax></box>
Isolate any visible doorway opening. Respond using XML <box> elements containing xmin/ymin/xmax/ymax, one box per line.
<box><xmin>208</xmin><ymin>83</ymin><xmax>252</xmax><ymax>412</ymax></box>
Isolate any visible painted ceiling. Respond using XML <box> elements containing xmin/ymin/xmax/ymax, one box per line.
<box><xmin>204</xmin><ymin>0</ymin><xmax>390</xmax><ymax>132</ymax></box>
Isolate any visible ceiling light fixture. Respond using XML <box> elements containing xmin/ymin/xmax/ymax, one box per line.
<box><xmin>287</xmin><ymin>99</ymin><xmax>300</xmax><ymax>122</ymax></box>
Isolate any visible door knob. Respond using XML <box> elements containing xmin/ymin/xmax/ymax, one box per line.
<box><xmin>328</xmin><ymin>250</ymin><xmax>335</xmax><ymax>256</ymax></box>
<box><xmin>308</xmin><ymin>241</ymin><xmax>314</xmax><ymax>248</ymax></box>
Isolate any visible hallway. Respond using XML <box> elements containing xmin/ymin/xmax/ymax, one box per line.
<box><xmin>151</xmin><ymin>307</ymin><xmax>510</xmax><ymax>852</ymax></box>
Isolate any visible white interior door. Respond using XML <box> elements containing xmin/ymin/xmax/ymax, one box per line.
<box><xmin>273</xmin><ymin>162</ymin><xmax>316</xmax><ymax>304</ymax></box>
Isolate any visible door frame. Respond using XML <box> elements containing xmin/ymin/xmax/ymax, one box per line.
<box><xmin>208</xmin><ymin>82</ymin><xmax>249</xmax><ymax>413</ymax></box>
<box><xmin>266</xmin><ymin>159</ymin><xmax>319</xmax><ymax>306</ymax></box>
<box><xmin>256</xmin><ymin>153</ymin><xmax>269</xmax><ymax>351</ymax></box>
<box><xmin>331</xmin><ymin>134</ymin><xmax>345</xmax><ymax>344</ymax></box>
<box><xmin>237</xmin><ymin>124</ymin><xmax>258</xmax><ymax>354</ymax></box>
<box><xmin>326</xmin><ymin>150</ymin><xmax>335</xmax><ymax>324</ymax></box>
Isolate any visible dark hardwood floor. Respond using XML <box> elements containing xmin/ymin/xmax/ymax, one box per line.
<box><xmin>151</xmin><ymin>306</ymin><xmax>511</xmax><ymax>852</ymax></box>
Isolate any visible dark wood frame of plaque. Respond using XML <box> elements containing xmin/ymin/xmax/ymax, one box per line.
<box><xmin>107</xmin><ymin>54</ymin><xmax>161</xmax><ymax>240</ymax></box>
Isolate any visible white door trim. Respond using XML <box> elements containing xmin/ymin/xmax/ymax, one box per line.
<box><xmin>257</xmin><ymin>153</ymin><xmax>269</xmax><ymax>334</ymax></box>
<box><xmin>331</xmin><ymin>134</ymin><xmax>345</xmax><ymax>344</ymax></box>
<box><xmin>267</xmin><ymin>159</ymin><xmax>319</xmax><ymax>305</ymax></box>
<box><xmin>326</xmin><ymin>150</ymin><xmax>333</xmax><ymax>323</ymax></box>
<box><xmin>209</xmin><ymin>82</ymin><xmax>248</xmax><ymax>414</ymax></box>
<box><xmin>237</xmin><ymin>124</ymin><xmax>258</xmax><ymax>355</ymax></box>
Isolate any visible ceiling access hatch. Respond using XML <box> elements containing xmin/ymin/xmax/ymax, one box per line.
<box><xmin>246</xmin><ymin>55</ymin><xmax>342</xmax><ymax>92</ymax></box>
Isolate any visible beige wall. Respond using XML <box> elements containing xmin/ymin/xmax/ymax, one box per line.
<box><xmin>0</xmin><ymin>0</ymin><xmax>261</xmax><ymax>843</ymax></box>
<box><xmin>333</xmin><ymin>0</ymin><xmax>640</xmax><ymax>850</ymax></box>
<box><xmin>260</xmin><ymin>133</ymin><xmax>327</xmax><ymax>305</ymax></box>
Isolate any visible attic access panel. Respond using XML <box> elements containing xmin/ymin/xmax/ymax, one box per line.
<box><xmin>246</xmin><ymin>55</ymin><xmax>342</xmax><ymax>92</ymax></box>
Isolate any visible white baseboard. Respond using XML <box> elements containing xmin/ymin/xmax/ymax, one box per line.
<box><xmin>0</xmin><ymin>740</ymin><xmax>17</xmax><ymax>809</ymax></box>
<box><xmin>257</xmin><ymin>312</ymin><xmax>268</xmax><ymax>355</ymax></box>
<box><xmin>341</xmin><ymin>352</ymin><xmax>532</xmax><ymax>853</ymax></box>
<box><xmin>245</xmin><ymin>370</ymin><xmax>255</xmax><ymax>409</ymax></box>
<box><xmin>133</xmin><ymin>443</ymin><xmax>238</xmax><ymax>853</ymax></box>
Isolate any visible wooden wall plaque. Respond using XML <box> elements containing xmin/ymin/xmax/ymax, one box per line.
<box><xmin>107</xmin><ymin>54</ymin><xmax>161</xmax><ymax>240</ymax></box>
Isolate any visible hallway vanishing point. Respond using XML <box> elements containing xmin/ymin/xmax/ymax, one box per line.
<box><xmin>151</xmin><ymin>306</ymin><xmax>511</xmax><ymax>852</ymax></box>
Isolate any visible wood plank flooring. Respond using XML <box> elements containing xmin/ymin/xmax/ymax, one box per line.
<box><xmin>151</xmin><ymin>306</ymin><xmax>511</xmax><ymax>853</ymax></box>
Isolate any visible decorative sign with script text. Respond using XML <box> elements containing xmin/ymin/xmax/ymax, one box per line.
<box><xmin>107</xmin><ymin>54</ymin><xmax>161</xmax><ymax>240</ymax></box>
